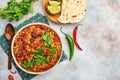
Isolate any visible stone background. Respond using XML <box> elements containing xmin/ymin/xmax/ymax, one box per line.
<box><xmin>0</xmin><ymin>0</ymin><xmax>120</xmax><ymax>80</ymax></box>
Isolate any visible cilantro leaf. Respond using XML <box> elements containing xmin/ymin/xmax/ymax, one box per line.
<box><xmin>42</xmin><ymin>33</ymin><xmax>52</xmax><ymax>41</ymax></box>
<box><xmin>22</xmin><ymin>60</ymin><xmax>33</xmax><ymax>68</ymax></box>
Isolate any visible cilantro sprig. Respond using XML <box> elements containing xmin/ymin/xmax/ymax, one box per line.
<box><xmin>0</xmin><ymin>0</ymin><xmax>37</xmax><ymax>21</ymax></box>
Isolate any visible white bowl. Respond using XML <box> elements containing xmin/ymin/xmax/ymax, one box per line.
<box><xmin>11</xmin><ymin>23</ymin><xmax>62</xmax><ymax>74</ymax></box>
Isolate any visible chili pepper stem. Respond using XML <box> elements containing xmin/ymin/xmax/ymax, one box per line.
<box><xmin>60</xmin><ymin>27</ymin><xmax>67</xmax><ymax>35</ymax></box>
<box><xmin>76</xmin><ymin>24</ymin><xmax>83</xmax><ymax>27</ymax></box>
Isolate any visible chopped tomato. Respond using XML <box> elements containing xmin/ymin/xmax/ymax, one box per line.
<box><xmin>23</xmin><ymin>32</ymin><xmax>28</xmax><ymax>39</ymax></box>
<box><xmin>30</xmin><ymin>43</ymin><xmax>38</xmax><ymax>48</ymax></box>
<box><xmin>44</xmin><ymin>48</ymin><xmax>50</xmax><ymax>57</ymax></box>
<box><xmin>32</xmin><ymin>43</ymin><xmax>39</xmax><ymax>49</ymax></box>
<box><xmin>26</xmin><ymin>52</ymin><xmax>31</xmax><ymax>55</ymax></box>
<box><xmin>49</xmin><ymin>62</ymin><xmax>54</xmax><ymax>66</ymax></box>
<box><xmin>25</xmin><ymin>55</ymin><xmax>29</xmax><ymax>59</ymax></box>
<box><xmin>18</xmin><ymin>50</ymin><xmax>22</xmax><ymax>54</ymax></box>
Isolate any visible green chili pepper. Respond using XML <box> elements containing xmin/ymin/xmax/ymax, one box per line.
<box><xmin>60</xmin><ymin>27</ymin><xmax>74</xmax><ymax>61</ymax></box>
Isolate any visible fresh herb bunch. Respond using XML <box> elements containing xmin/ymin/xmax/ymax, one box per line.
<box><xmin>0</xmin><ymin>0</ymin><xmax>37</xmax><ymax>21</ymax></box>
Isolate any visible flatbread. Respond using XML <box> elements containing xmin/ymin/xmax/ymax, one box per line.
<box><xmin>58</xmin><ymin>0</ymin><xmax>87</xmax><ymax>23</ymax></box>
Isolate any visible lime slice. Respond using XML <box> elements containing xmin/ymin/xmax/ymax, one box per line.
<box><xmin>49</xmin><ymin>1</ymin><xmax>60</xmax><ymax>6</ymax></box>
<box><xmin>47</xmin><ymin>6</ymin><xmax>61</xmax><ymax>14</ymax></box>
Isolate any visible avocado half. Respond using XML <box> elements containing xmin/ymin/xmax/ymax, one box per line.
<box><xmin>46</xmin><ymin>1</ymin><xmax>61</xmax><ymax>15</ymax></box>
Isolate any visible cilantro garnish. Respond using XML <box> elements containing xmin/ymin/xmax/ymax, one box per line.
<box><xmin>22</xmin><ymin>32</ymin><xmax>57</xmax><ymax>68</ymax></box>
<box><xmin>42</xmin><ymin>33</ymin><xmax>52</xmax><ymax>41</ymax></box>
<box><xmin>0</xmin><ymin>0</ymin><xmax>37</xmax><ymax>21</ymax></box>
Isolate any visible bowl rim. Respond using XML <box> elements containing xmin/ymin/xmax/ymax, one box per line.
<box><xmin>11</xmin><ymin>22</ymin><xmax>63</xmax><ymax>74</ymax></box>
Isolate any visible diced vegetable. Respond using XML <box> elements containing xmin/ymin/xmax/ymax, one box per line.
<box><xmin>44</xmin><ymin>48</ymin><xmax>50</xmax><ymax>57</ymax></box>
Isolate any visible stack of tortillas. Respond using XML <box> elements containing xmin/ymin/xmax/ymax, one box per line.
<box><xmin>58</xmin><ymin>0</ymin><xmax>86</xmax><ymax>23</ymax></box>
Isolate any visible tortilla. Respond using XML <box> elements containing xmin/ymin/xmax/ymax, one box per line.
<box><xmin>58</xmin><ymin>0</ymin><xmax>87</xmax><ymax>23</ymax></box>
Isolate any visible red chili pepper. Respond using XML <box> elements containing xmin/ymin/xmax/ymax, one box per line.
<box><xmin>73</xmin><ymin>24</ymin><xmax>83</xmax><ymax>51</ymax></box>
<box><xmin>10</xmin><ymin>71</ymin><xmax>17</xmax><ymax>74</ymax></box>
<box><xmin>8</xmin><ymin>75</ymin><xmax>14</xmax><ymax>80</ymax></box>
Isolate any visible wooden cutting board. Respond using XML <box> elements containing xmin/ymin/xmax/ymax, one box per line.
<box><xmin>42</xmin><ymin>0</ymin><xmax>61</xmax><ymax>24</ymax></box>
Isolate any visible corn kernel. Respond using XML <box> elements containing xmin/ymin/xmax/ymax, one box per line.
<box><xmin>32</xmin><ymin>49</ymin><xmax>35</xmax><ymax>52</ymax></box>
<box><xmin>26</xmin><ymin>45</ymin><xmax>29</xmax><ymax>48</ymax></box>
<box><xmin>22</xmin><ymin>31</ymin><xmax>24</xmax><ymax>34</ymax></box>
<box><xmin>27</xmin><ymin>41</ymin><xmax>30</xmax><ymax>44</ymax></box>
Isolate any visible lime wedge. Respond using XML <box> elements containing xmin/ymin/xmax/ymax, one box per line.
<box><xmin>47</xmin><ymin>6</ymin><xmax>61</xmax><ymax>14</ymax></box>
<box><xmin>49</xmin><ymin>1</ymin><xmax>60</xmax><ymax>6</ymax></box>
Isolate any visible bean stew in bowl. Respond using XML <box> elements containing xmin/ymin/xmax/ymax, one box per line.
<box><xmin>11</xmin><ymin>23</ymin><xmax>62</xmax><ymax>74</ymax></box>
